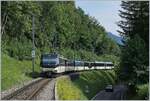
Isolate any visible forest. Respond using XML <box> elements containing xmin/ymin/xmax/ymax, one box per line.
<box><xmin>1</xmin><ymin>1</ymin><xmax>120</xmax><ymax>63</ymax></box>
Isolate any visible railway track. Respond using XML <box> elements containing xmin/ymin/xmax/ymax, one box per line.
<box><xmin>1</xmin><ymin>78</ymin><xmax>50</xmax><ymax>100</ymax></box>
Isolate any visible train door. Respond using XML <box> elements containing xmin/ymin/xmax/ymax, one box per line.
<box><xmin>65</xmin><ymin>59</ymin><xmax>67</xmax><ymax>71</ymax></box>
<box><xmin>105</xmin><ymin>63</ymin><xmax>106</xmax><ymax>69</ymax></box>
<box><xmin>74</xmin><ymin>60</ymin><xmax>75</xmax><ymax>71</ymax></box>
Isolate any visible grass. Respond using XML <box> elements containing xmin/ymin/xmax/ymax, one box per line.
<box><xmin>130</xmin><ymin>83</ymin><xmax>149</xmax><ymax>100</ymax></box>
<box><xmin>56</xmin><ymin>70</ymin><xmax>116</xmax><ymax>100</ymax></box>
<box><xmin>57</xmin><ymin>76</ymin><xmax>88</xmax><ymax>100</ymax></box>
<box><xmin>1</xmin><ymin>53</ymin><xmax>41</xmax><ymax>91</ymax></box>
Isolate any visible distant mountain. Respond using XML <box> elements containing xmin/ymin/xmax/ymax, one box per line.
<box><xmin>107</xmin><ymin>32</ymin><xmax>124</xmax><ymax>45</ymax></box>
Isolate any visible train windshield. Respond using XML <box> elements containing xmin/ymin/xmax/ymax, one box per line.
<box><xmin>42</xmin><ymin>54</ymin><xmax>58</xmax><ymax>64</ymax></box>
<box><xmin>49</xmin><ymin>54</ymin><xmax>58</xmax><ymax>59</ymax></box>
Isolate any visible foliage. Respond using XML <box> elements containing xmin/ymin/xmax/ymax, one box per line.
<box><xmin>5</xmin><ymin>37</ymin><xmax>33</xmax><ymax>60</ymax></box>
<box><xmin>2</xmin><ymin>1</ymin><xmax>120</xmax><ymax>61</ymax></box>
<box><xmin>129</xmin><ymin>84</ymin><xmax>149</xmax><ymax>100</ymax></box>
<box><xmin>118</xmin><ymin>1</ymin><xmax>149</xmax><ymax>84</ymax></box>
<box><xmin>136</xmin><ymin>84</ymin><xmax>149</xmax><ymax>100</ymax></box>
<box><xmin>119</xmin><ymin>35</ymin><xmax>148</xmax><ymax>83</ymax></box>
<box><xmin>118</xmin><ymin>1</ymin><xmax>149</xmax><ymax>48</ymax></box>
<box><xmin>57</xmin><ymin>70</ymin><xmax>116</xmax><ymax>100</ymax></box>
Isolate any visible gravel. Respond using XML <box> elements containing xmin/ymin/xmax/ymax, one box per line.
<box><xmin>1</xmin><ymin>72</ymin><xmax>79</xmax><ymax>100</ymax></box>
<box><xmin>34</xmin><ymin>78</ymin><xmax>56</xmax><ymax>100</ymax></box>
<box><xmin>1</xmin><ymin>77</ymin><xmax>42</xmax><ymax>99</ymax></box>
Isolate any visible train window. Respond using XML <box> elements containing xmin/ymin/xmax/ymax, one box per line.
<box><xmin>42</xmin><ymin>55</ymin><xmax>51</xmax><ymax>63</ymax></box>
<box><xmin>75</xmin><ymin>61</ymin><xmax>84</xmax><ymax>66</ymax></box>
<box><xmin>42</xmin><ymin>54</ymin><xmax>58</xmax><ymax>59</ymax></box>
<box><xmin>42</xmin><ymin>57</ymin><xmax>56</xmax><ymax>64</ymax></box>
<box><xmin>49</xmin><ymin>54</ymin><xmax>58</xmax><ymax>58</ymax></box>
<box><xmin>107</xmin><ymin>64</ymin><xmax>114</xmax><ymax>66</ymax></box>
<box><xmin>42</xmin><ymin>58</ymin><xmax>49</xmax><ymax>62</ymax></box>
<box><xmin>40</xmin><ymin>54</ymin><xmax>58</xmax><ymax>68</ymax></box>
<box><xmin>42</xmin><ymin>58</ymin><xmax>51</xmax><ymax>63</ymax></box>
<box><xmin>84</xmin><ymin>62</ymin><xmax>89</xmax><ymax>66</ymax></box>
<box><xmin>59</xmin><ymin>58</ymin><xmax>66</xmax><ymax>66</ymax></box>
<box><xmin>68</xmin><ymin>61</ymin><xmax>74</xmax><ymax>66</ymax></box>
<box><xmin>94</xmin><ymin>63</ymin><xmax>105</xmax><ymax>66</ymax></box>
<box><xmin>90</xmin><ymin>62</ymin><xmax>95</xmax><ymax>66</ymax></box>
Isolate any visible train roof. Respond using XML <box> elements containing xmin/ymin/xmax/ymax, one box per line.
<box><xmin>41</xmin><ymin>53</ymin><xmax>113</xmax><ymax>64</ymax></box>
<box><xmin>41</xmin><ymin>53</ymin><xmax>58</xmax><ymax>56</ymax></box>
<box><xmin>41</xmin><ymin>53</ymin><xmax>68</xmax><ymax>60</ymax></box>
<box><xmin>94</xmin><ymin>61</ymin><xmax>113</xmax><ymax>64</ymax></box>
<box><xmin>74</xmin><ymin>60</ymin><xmax>84</xmax><ymax>62</ymax></box>
<box><xmin>59</xmin><ymin>56</ymin><xmax>68</xmax><ymax>60</ymax></box>
<box><xmin>41</xmin><ymin>53</ymin><xmax>63</xmax><ymax>57</ymax></box>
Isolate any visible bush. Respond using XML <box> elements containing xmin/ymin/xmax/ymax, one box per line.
<box><xmin>4</xmin><ymin>37</ymin><xmax>33</xmax><ymax>60</ymax></box>
<box><xmin>130</xmin><ymin>84</ymin><xmax>149</xmax><ymax>100</ymax></box>
<box><xmin>137</xmin><ymin>84</ymin><xmax>149</xmax><ymax>100</ymax></box>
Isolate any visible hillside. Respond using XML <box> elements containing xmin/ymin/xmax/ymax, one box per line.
<box><xmin>107</xmin><ymin>32</ymin><xmax>123</xmax><ymax>45</ymax></box>
<box><xmin>1</xmin><ymin>1</ymin><xmax>121</xmax><ymax>90</ymax></box>
<box><xmin>2</xmin><ymin>1</ymin><xmax>120</xmax><ymax>60</ymax></box>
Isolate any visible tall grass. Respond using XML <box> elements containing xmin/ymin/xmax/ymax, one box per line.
<box><xmin>57</xmin><ymin>76</ymin><xmax>88</xmax><ymax>100</ymax></box>
<box><xmin>1</xmin><ymin>54</ymin><xmax>40</xmax><ymax>91</ymax></box>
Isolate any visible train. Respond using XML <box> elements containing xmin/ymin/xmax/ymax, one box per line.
<box><xmin>40</xmin><ymin>53</ymin><xmax>114</xmax><ymax>76</ymax></box>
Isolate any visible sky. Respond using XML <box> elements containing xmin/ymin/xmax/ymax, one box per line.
<box><xmin>75</xmin><ymin>0</ymin><xmax>122</xmax><ymax>36</ymax></box>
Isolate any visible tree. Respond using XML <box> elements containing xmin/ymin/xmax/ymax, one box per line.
<box><xmin>119</xmin><ymin>35</ymin><xmax>148</xmax><ymax>83</ymax></box>
<box><xmin>118</xmin><ymin>1</ymin><xmax>149</xmax><ymax>84</ymax></box>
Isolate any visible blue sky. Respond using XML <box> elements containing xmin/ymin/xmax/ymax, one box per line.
<box><xmin>75</xmin><ymin>0</ymin><xmax>122</xmax><ymax>36</ymax></box>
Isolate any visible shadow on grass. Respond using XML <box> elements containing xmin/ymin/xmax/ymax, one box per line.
<box><xmin>25</xmin><ymin>71</ymin><xmax>40</xmax><ymax>78</ymax></box>
<box><xmin>69</xmin><ymin>73</ymin><xmax>80</xmax><ymax>81</ymax></box>
<box><xmin>71</xmin><ymin>70</ymin><xmax>115</xmax><ymax>99</ymax></box>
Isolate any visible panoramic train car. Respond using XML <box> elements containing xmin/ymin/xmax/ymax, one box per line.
<box><xmin>91</xmin><ymin>61</ymin><xmax>114</xmax><ymax>69</ymax></box>
<box><xmin>54</xmin><ymin>56</ymin><xmax>68</xmax><ymax>73</ymax></box>
<box><xmin>64</xmin><ymin>60</ymin><xmax>75</xmax><ymax>72</ymax></box>
<box><xmin>84</xmin><ymin>61</ymin><xmax>91</xmax><ymax>70</ymax></box>
<box><xmin>74</xmin><ymin>60</ymin><xmax>84</xmax><ymax>71</ymax></box>
<box><xmin>105</xmin><ymin>62</ymin><xmax>114</xmax><ymax>69</ymax></box>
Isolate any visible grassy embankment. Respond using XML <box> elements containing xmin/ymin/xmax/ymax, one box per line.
<box><xmin>57</xmin><ymin>70</ymin><xmax>116</xmax><ymax>100</ymax></box>
<box><xmin>1</xmin><ymin>54</ymin><xmax>40</xmax><ymax>91</ymax></box>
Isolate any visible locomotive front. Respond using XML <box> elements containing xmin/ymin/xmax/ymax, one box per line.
<box><xmin>40</xmin><ymin>53</ymin><xmax>59</xmax><ymax>74</ymax></box>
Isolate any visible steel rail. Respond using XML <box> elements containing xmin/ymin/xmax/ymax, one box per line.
<box><xmin>1</xmin><ymin>78</ymin><xmax>50</xmax><ymax>100</ymax></box>
<box><xmin>26</xmin><ymin>79</ymin><xmax>50</xmax><ymax>100</ymax></box>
